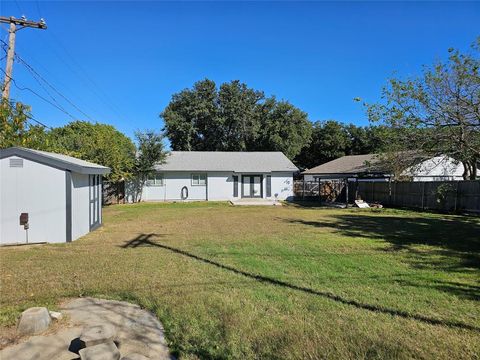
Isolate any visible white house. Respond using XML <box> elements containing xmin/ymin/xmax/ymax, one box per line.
<box><xmin>0</xmin><ymin>147</ymin><xmax>110</xmax><ymax>245</ymax></box>
<box><xmin>126</xmin><ymin>151</ymin><xmax>298</xmax><ymax>202</ymax></box>
<box><xmin>303</xmin><ymin>154</ymin><xmax>477</xmax><ymax>182</ymax></box>
<box><xmin>402</xmin><ymin>155</ymin><xmax>477</xmax><ymax>181</ymax></box>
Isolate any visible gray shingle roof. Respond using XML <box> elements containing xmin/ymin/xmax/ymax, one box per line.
<box><xmin>0</xmin><ymin>147</ymin><xmax>110</xmax><ymax>175</ymax></box>
<box><xmin>155</xmin><ymin>151</ymin><xmax>298</xmax><ymax>172</ymax></box>
<box><xmin>302</xmin><ymin>154</ymin><xmax>386</xmax><ymax>175</ymax></box>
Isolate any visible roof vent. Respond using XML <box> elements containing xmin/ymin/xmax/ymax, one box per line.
<box><xmin>9</xmin><ymin>158</ymin><xmax>23</xmax><ymax>168</ymax></box>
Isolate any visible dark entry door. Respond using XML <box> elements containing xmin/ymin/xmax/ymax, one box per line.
<box><xmin>241</xmin><ymin>175</ymin><xmax>263</xmax><ymax>198</ymax></box>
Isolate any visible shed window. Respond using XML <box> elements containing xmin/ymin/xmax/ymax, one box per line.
<box><xmin>146</xmin><ymin>173</ymin><xmax>164</xmax><ymax>186</ymax></box>
<box><xmin>191</xmin><ymin>173</ymin><xmax>206</xmax><ymax>186</ymax></box>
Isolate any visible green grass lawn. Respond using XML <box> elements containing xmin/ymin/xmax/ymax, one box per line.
<box><xmin>1</xmin><ymin>202</ymin><xmax>479</xmax><ymax>359</ymax></box>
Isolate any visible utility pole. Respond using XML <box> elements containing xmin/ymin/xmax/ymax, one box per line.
<box><xmin>1</xmin><ymin>16</ymin><xmax>47</xmax><ymax>100</ymax></box>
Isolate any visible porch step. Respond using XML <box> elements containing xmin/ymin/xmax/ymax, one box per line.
<box><xmin>230</xmin><ymin>199</ymin><xmax>282</xmax><ymax>206</ymax></box>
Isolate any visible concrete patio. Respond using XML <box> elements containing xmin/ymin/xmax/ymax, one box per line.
<box><xmin>230</xmin><ymin>199</ymin><xmax>282</xmax><ymax>206</ymax></box>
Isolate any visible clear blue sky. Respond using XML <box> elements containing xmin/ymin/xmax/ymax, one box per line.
<box><xmin>1</xmin><ymin>1</ymin><xmax>479</xmax><ymax>140</ymax></box>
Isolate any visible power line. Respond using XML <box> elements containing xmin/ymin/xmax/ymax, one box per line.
<box><xmin>2</xmin><ymin>94</ymin><xmax>52</xmax><ymax>129</ymax></box>
<box><xmin>24</xmin><ymin>111</ymin><xmax>51</xmax><ymax>129</ymax></box>
<box><xmin>1</xmin><ymin>16</ymin><xmax>47</xmax><ymax>100</ymax></box>
<box><xmin>3</xmin><ymin>9</ymin><xmax>128</xmax><ymax>126</ymax></box>
<box><xmin>12</xmin><ymin>48</ymin><xmax>95</xmax><ymax>121</ymax></box>
<box><xmin>1</xmin><ymin>40</ymin><xmax>69</xmax><ymax>114</ymax></box>
<box><xmin>0</xmin><ymin>32</ymin><xmax>84</xmax><ymax>109</ymax></box>
<box><xmin>13</xmin><ymin>0</ymin><xmax>25</xmax><ymax>17</ymax></box>
<box><xmin>0</xmin><ymin>66</ymin><xmax>76</xmax><ymax>120</ymax></box>
<box><xmin>1</xmin><ymin>39</ymin><xmax>93</xmax><ymax>121</ymax></box>
<box><xmin>16</xmin><ymin>0</ymin><xmax>128</xmax><ymax>125</ymax></box>
<box><xmin>40</xmin><ymin>22</ymin><xmax>129</xmax><ymax>124</ymax></box>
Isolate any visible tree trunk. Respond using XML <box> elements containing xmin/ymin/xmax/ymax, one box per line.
<box><xmin>462</xmin><ymin>161</ymin><xmax>471</xmax><ymax>181</ymax></box>
<box><xmin>470</xmin><ymin>160</ymin><xmax>478</xmax><ymax>180</ymax></box>
<box><xmin>135</xmin><ymin>176</ymin><xmax>147</xmax><ymax>203</ymax></box>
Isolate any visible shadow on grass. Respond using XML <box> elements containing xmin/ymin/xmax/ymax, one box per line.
<box><xmin>394</xmin><ymin>279</ymin><xmax>480</xmax><ymax>302</ymax></box>
<box><xmin>121</xmin><ymin>234</ymin><xmax>479</xmax><ymax>332</ymax></box>
<box><xmin>286</xmin><ymin>214</ymin><xmax>480</xmax><ymax>301</ymax></box>
<box><xmin>286</xmin><ymin>214</ymin><xmax>480</xmax><ymax>267</ymax></box>
<box><xmin>286</xmin><ymin>201</ymin><xmax>339</xmax><ymax>209</ymax></box>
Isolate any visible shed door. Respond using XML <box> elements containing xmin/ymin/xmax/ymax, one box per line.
<box><xmin>89</xmin><ymin>175</ymin><xmax>101</xmax><ymax>230</ymax></box>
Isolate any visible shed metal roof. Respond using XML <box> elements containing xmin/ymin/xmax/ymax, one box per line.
<box><xmin>0</xmin><ymin>147</ymin><xmax>111</xmax><ymax>175</ymax></box>
<box><xmin>302</xmin><ymin>154</ymin><xmax>387</xmax><ymax>176</ymax></box>
<box><xmin>155</xmin><ymin>151</ymin><xmax>298</xmax><ymax>172</ymax></box>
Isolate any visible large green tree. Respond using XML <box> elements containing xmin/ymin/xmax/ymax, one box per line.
<box><xmin>161</xmin><ymin>79</ymin><xmax>312</xmax><ymax>159</ymax></box>
<box><xmin>365</xmin><ymin>38</ymin><xmax>480</xmax><ymax>180</ymax></box>
<box><xmin>48</xmin><ymin>121</ymin><xmax>136</xmax><ymax>182</ymax></box>
<box><xmin>256</xmin><ymin>98</ymin><xmax>312</xmax><ymax>159</ymax></box>
<box><xmin>218</xmin><ymin>80</ymin><xmax>264</xmax><ymax>151</ymax></box>
<box><xmin>134</xmin><ymin>130</ymin><xmax>168</xmax><ymax>181</ymax></box>
<box><xmin>295</xmin><ymin>120</ymin><xmax>390</xmax><ymax>169</ymax></box>
<box><xmin>128</xmin><ymin>130</ymin><xmax>169</xmax><ymax>202</ymax></box>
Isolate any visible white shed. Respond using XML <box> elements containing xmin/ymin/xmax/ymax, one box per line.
<box><xmin>0</xmin><ymin>147</ymin><xmax>110</xmax><ymax>245</ymax></box>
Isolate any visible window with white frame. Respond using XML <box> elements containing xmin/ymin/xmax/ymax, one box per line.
<box><xmin>146</xmin><ymin>172</ymin><xmax>164</xmax><ymax>186</ymax></box>
<box><xmin>191</xmin><ymin>173</ymin><xmax>206</xmax><ymax>186</ymax></box>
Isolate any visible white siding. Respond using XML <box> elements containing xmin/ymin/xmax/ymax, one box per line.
<box><xmin>207</xmin><ymin>172</ymin><xmax>235</xmax><ymax>201</ymax></box>
<box><xmin>127</xmin><ymin>171</ymin><xmax>295</xmax><ymax>202</ymax></box>
<box><xmin>0</xmin><ymin>156</ymin><xmax>66</xmax><ymax>245</ymax></box>
<box><xmin>71</xmin><ymin>173</ymin><xmax>90</xmax><ymax>241</ymax></box>
<box><xmin>403</xmin><ymin>156</ymin><xmax>465</xmax><ymax>181</ymax></box>
<box><xmin>270</xmin><ymin>172</ymin><xmax>294</xmax><ymax>200</ymax></box>
<box><xmin>165</xmin><ymin>172</ymin><xmax>207</xmax><ymax>200</ymax></box>
<box><xmin>143</xmin><ymin>182</ymin><xmax>166</xmax><ymax>201</ymax></box>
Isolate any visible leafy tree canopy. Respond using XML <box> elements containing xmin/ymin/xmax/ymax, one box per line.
<box><xmin>1</xmin><ymin>100</ymin><xmax>166</xmax><ymax>183</ymax></box>
<box><xmin>48</xmin><ymin>121</ymin><xmax>136</xmax><ymax>182</ymax></box>
<box><xmin>134</xmin><ymin>130</ymin><xmax>168</xmax><ymax>179</ymax></box>
<box><xmin>0</xmin><ymin>100</ymin><xmax>49</xmax><ymax>149</ymax></box>
<box><xmin>126</xmin><ymin>130</ymin><xmax>169</xmax><ymax>202</ymax></box>
<box><xmin>364</xmin><ymin>38</ymin><xmax>480</xmax><ymax>180</ymax></box>
<box><xmin>295</xmin><ymin>120</ymin><xmax>391</xmax><ymax>169</ymax></box>
<box><xmin>161</xmin><ymin>79</ymin><xmax>313</xmax><ymax>159</ymax></box>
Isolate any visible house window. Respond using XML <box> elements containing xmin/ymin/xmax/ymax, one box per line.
<box><xmin>191</xmin><ymin>173</ymin><xmax>206</xmax><ymax>186</ymax></box>
<box><xmin>146</xmin><ymin>172</ymin><xmax>164</xmax><ymax>186</ymax></box>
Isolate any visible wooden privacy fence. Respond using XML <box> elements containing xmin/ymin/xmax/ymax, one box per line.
<box><xmin>103</xmin><ymin>181</ymin><xmax>126</xmax><ymax>205</ymax></box>
<box><xmin>294</xmin><ymin>180</ymin><xmax>480</xmax><ymax>213</ymax></box>
<box><xmin>355</xmin><ymin>180</ymin><xmax>480</xmax><ymax>213</ymax></box>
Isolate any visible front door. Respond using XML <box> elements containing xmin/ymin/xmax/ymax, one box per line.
<box><xmin>242</xmin><ymin>175</ymin><xmax>263</xmax><ymax>198</ymax></box>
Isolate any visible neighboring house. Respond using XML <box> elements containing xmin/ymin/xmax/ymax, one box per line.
<box><xmin>402</xmin><ymin>155</ymin><xmax>477</xmax><ymax>181</ymax></box>
<box><xmin>126</xmin><ymin>151</ymin><xmax>298</xmax><ymax>202</ymax></box>
<box><xmin>302</xmin><ymin>154</ymin><xmax>390</xmax><ymax>182</ymax></box>
<box><xmin>303</xmin><ymin>153</ymin><xmax>477</xmax><ymax>181</ymax></box>
<box><xmin>0</xmin><ymin>147</ymin><xmax>110</xmax><ymax>245</ymax></box>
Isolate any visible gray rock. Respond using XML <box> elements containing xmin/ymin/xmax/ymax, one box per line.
<box><xmin>121</xmin><ymin>354</ymin><xmax>149</xmax><ymax>360</ymax></box>
<box><xmin>80</xmin><ymin>324</ymin><xmax>116</xmax><ymax>347</ymax></box>
<box><xmin>49</xmin><ymin>310</ymin><xmax>63</xmax><ymax>320</ymax></box>
<box><xmin>17</xmin><ymin>307</ymin><xmax>51</xmax><ymax>335</ymax></box>
<box><xmin>79</xmin><ymin>341</ymin><xmax>120</xmax><ymax>360</ymax></box>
